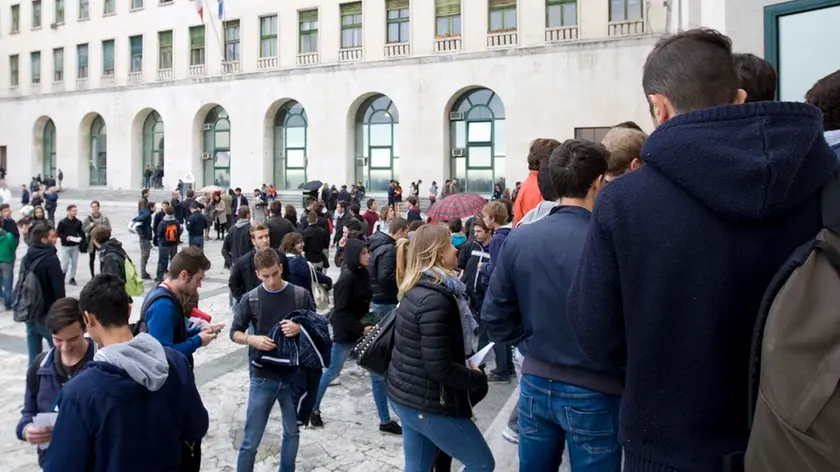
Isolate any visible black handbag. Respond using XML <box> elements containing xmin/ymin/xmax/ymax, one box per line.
<box><xmin>353</xmin><ymin>306</ymin><xmax>397</xmax><ymax>376</ymax></box>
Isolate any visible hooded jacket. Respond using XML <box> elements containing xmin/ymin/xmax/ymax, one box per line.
<box><xmin>22</xmin><ymin>243</ymin><xmax>65</xmax><ymax>318</ymax></box>
<box><xmin>132</xmin><ymin>208</ymin><xmax>154</xmax><ymax>240</ymax></box>
<box><xmin>265</xmin><ymin>215</ymin><xmax>296</xmax><ymax>250</ymax></box>
<box><xmin>479</xmin><ymin>224</ymin><xmax>511</xmax><ymax>279</ymax></box>
<box><xmin>516</xmin><ymin>201</ymin><xmax>558</xmax><ymax>227</ymax></box>
<box><xmin>156</xmin><ymin>214</ymin><xmax>182</xmax><ymax>247</ymax></box>
<box><xmin>566</xmin><ymin>102</ymin><xmax>840</xmax><ymax>472</ymax></box>
<box><xmin>222</xmin><ymin>219</ymin><xmax>253</xmax><ymax>266</ymax></box>
<box><xmin>98</xmin><ymin>238</ymin><xmax>129</xmax><ymax>281</ymax></box>
<box><xmin>44</xmin><ymin>334</ymin><xmax>209</xmax><ymax>472</ymax></box>
<box><xmin>331</xmin><ymin>239</ymin><xmax>373</xmax><ymax>343</ymax></box>
<box><xmin>457</xmin><ymin>238</ymin><xmax>490</xmax><ymax>308</ymax></box>
<box><xmin>367</xmin><ymin>231</ymin><xmax>398</xmax><ymax>305</ymax></box>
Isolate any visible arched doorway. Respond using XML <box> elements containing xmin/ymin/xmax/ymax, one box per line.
<box><xmin>202</xmin><ymin>106</ymin><xmax>231</xmax><ymax>187</ymax></box>
<box><xmin>449</xmin><ymin>88</ymin><xmax>506</xmax><ymax>194</ymax></box>
<box><xmin>89</xmin><ymin>116</ymin><xmax>107</xmax><ymax>186</ymax></box>
<box><xmin>142</xmin><ymin>111</ymin><xmax>164</xmax><ymax>187</ymax></box>
<box><xmin>273</xmin><ymin>101</ymin><xmax>308</xmax><ymax>190</ymax></box>
<box><xmin>43</xmin><ymin>119</ymin><xmax>57</xmax><ymax>178</ymax></box>
<box><xmin>354</xmin><ymin>94</ymin><xmax>399</xmax><ymax>192</ymax></box>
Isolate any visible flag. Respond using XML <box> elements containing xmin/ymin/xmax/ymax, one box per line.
<box><xmin>194</xmin><ymin>0</ymin><xmax>203</xmax><ymax>21</ymax></box>
<box><xmin>217</xmin><ymin>0</ymin><xmax>224</xmax><ymax>19</ymax></box>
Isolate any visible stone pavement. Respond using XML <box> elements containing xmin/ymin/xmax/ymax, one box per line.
<box><xmin>0</xmin><ymin>197</ymin><xmax>520</xmax><ymax>472</ymax></box>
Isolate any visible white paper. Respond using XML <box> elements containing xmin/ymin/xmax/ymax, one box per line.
<box><xmin>32</xmin><ymin>413</ymin><xmax>58</xmax><ymax>450</ymax></box>
<box><xmin>67</xmin><ymin>236</ymin><xmax>82</xmax><ymax>243</ymax></box>
<box><xmin>468</xmin><ymin>342</ymin><xmax>495</xmax><ymax>367</ymax></box>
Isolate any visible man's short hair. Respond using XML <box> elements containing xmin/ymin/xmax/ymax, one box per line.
<box><xmin>250</xmin><ymin>223</ymin><xmax>268</xmax><ymax>235</ymax></box>
<box><xmin>167</xmin><ymin>246</ymin><xmax>211</xmax><ymax>279</ymax></box>
<box><xmin>164</xmin><ymin>205</ymin><xmax>174</xmax><ymax>215</ymax></box>
<box><xmin>643</xmin><ymin>28</ymin><xmax>739</xmax><ymax>113</ymax></box>
<box><xmin>269</xmin><ymin>200</ymin><xmax>283</xmax><ymax>215</ymax></box>
<box><xmin>0</xmin><ymin>203</ymin><xmax>8</xmax><ymax>212</ymax></box>
<box><xmin>337</xmin><ymin>201</ymin><xmax>348</xmax><ymax>211</ymax></box>
<box><xmin>161</xmin><ymin>200</ymin><xmax>170</xmax><ymax>208</ymax></box>
<box><xmin>345</xmin><ymin>219</ymin><xmax>362</xmax><ymax>232</ymax></box>
<box><xmin>282</xmin><ymin>232</ymin><xmax>304</xmax><ymax>253</ymax></box>
<box><xmin>448</xmin><ymin>218</ymin><xmax>463</xmax><ymax>233</ymax></box>
<box><xmin>238</xmin><ymin>206</ymin><xmax>250</xmax><ymax>220</ymax></box>
<box><xmin>79</xmin><ymin>274</ymin><xmax>133</xmax><ymax>329</ymax></box>
<box><xmin>527</xmin><ymin>138</ymin><xmax>563</xmax><ymax>171</ymax></box>
<box><xmin>389</xmin><ymin>217</ymin><xmax>409</xmax><ymax>235</ymax></box>
<box><xmin>613</xmin><ymin>121</ymin><xmax>644</xmax><ymax>132</ymax></box>
<box><xmin>29</xmin><ymin>223</ymin><xmax>52</xmax><ymax>243</ymax></box>
<box><xmin>408</xmin><ymin>220</ymin><xmax>424</xmax><ymax>231</ymax></box>
<box><xmin>601</xmin><ymin>127</ymin><xmax>648</xmax><ymax>176</ymax></box>
<box><xmin>545</xmin><ymin>139</ymin><xmax>609</xmax><ymax>199</ymax></box>
<box><xmin>733</xmin><ymin>53</ymin><xmax>778</xmax><ymax>103</ymax></box>
<box><xmin>187</xmin><ymin>190</ymin><xmax>195</xmax><ymax>198</ymax></box>
<box><xmin>91</xmin><ymin>225</ymin><xmax>111</xmax><ymax>244</ymax></box>
<box><xmin>91</xmin><ymin>200</ymin><xmax>100</xmax><ymax>207</ymax></box>
<box><xmin>483</xmin><ymin>201</ymin><xmax>509</xmax><ymax>226</ymax></box>
<box><xmin>349</xmin><ymin>203</ymin><xmax>361</xmax><ymax>216</ymax></box>
<box><xmin>235</xmin><ymin>187</ymin><xmax>242</xmax><ymax>192</ymax></box>
<box><xmin>366</xmin><ymin>198</ymin><xmax>376</xmax><ymax>209</ymax></box>
<box><xmin>146</xmin><ymin>201</ymin><xmax>156</xmax><ymax>211</ymax></box>
<box><xmin>254</xmin><ymin>247</ymin><xmax>281</xmax><ymax>271</ymax></box>
<box><xmin>312</xmin><ymin>202</ymin><xmax>324</xmax><ymax>214</ymax></box>
<box><xmin>305</xmin><ymin>196</ymin><xmax>316</xmax><ymax>205</ymax></box>
<box><xmin>66</xmin><ymin>204</ymin><xmax>77</xmax><ymax>211</ymax></box>
<box><xmin>473</xmin><ymin>217</ymin><xmax>490</xmax><ymax>233</ymax></box>
<box><xmin>46</xmin><ymin>297</ymin><xmax>85</xmax><ymax>334</ymax></box>
<box><xmin>306</xmin><ymin>212</ymin><xmax>317</xmax><ymax>224</ymax></box>
<box><xmin>806</xmin><ymin>69</ymin><xmax>840</xmax><ymax>131</ymax></box>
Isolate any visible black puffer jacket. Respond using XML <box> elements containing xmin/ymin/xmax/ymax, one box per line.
<box><xmin>367</xmin><ymin>231</ymin><xmax>398</xmax><ymax>305</ymax></box>
<box><xmin>386</xmin><ymin>278</ymin><xmax>488</xmax><ymax>418</ymax></box>
<box><xmin>330</xmin><ymin>239</ymin><xmax>372</xmax><ymax>344</ymax></box>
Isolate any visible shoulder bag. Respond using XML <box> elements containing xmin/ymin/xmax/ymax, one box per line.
<box><xmin>353</xmin><ymin>304</ymin><xmax>397</xmax><ymax>376</ymax></box>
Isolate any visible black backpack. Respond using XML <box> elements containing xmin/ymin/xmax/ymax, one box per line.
<box><xmin>131</xmin><ymin>287</ymin><xmax>187</xmax><ymax>346</ymax></box>
<box><xmin>12</xmin><ymin>256</ymin><xmax>47</xmax><ymax>323</ymax></box>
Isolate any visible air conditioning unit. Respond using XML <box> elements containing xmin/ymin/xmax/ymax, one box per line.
<box><xmin>355</xmin><ymin>157</ymin><xmax>367</xmax><ymax>166</ymax></box>
<box><xmin>202</xmin><ymin>123</ymin><xmax>213</xmax><ymax>131</ymax></box>
<box><xmin>451</xmin><ymin>148</ymin><xmax>466</xmax><ymax>157</ymax></box>
<box><xmin>201</xmin><ymin>152</ymin><xmax>211</xmax><ymax>160</ymax></box>
<box><xmin>449</xmin><ymin>111</ymin><xmax>465</xmax><ymax>121</ymax></box>
<box><xmin>50</xmin><ymin>23</ymin><xmax>58</xmax><ymax>29</ymax></box>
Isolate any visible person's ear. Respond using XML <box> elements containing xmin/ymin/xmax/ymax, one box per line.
<box><xmin>648</xmin><ymin>94</ymin><xmax>675</xmax><ymax>126</ymax></box>
<box><xmin>734</xmin><ymin>89</ymin><xmax>748</xmax><ymax>105</ymax></box>
<box><xmin>630</xmin><ymin>158</ymin><xmax>644</xmax><ymax>171</ymax></box>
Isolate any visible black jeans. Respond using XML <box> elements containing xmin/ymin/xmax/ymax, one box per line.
<box><xmin>89</xmin><ymin>247</ymin><xmax>97</xmax><ymax>278</ymax></box>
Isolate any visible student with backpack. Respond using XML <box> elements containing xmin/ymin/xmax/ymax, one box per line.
<box><xmin>155</xmin><ymin>204</ymin><xmax>182</xmax><ymax>283</ymax></box>
<box><xmin>0</xmin><ymin>204</ymin><xmax>19</xmax><ymax>310</ymax></box>
<box><xmin>15</xmin><ymin>223</ymin><xmax>65</xmax><ymax>364</ymax></box>
<box><xmin>90</xmin><ymin>226</ymin><xmax>145</xmax><ymax>297</ymax></box>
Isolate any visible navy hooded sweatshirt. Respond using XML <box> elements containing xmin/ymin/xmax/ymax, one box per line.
<box><xmin>567</xmin><ymin>102</ymin><xmax>840</xmax><ymax>472</ymax></box>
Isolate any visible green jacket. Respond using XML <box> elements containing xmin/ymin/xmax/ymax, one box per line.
<box><xmin>0</xmin><ymin>230</ymin><xmax>18</xmax><ymax>263</ymax></box>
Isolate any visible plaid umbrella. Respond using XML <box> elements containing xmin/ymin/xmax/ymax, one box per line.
<box><xmin>427</xmin><ymin>193</ymin><xmax>487</xmax><ymax>221</ymax></box>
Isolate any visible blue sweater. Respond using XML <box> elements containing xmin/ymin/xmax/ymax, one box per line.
<box><xmin>566</xmin><ymin>102</ymin><xmax>840</xmax><ymax>472</ymax></box>
<box><xmin>144</xmin><ymin>286</ymin><xmax>202</xmax><ymax>360</ymax></box>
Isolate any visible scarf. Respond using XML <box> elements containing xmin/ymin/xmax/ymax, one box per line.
<box><xmin>423</xmin><ymin>268</ymin><xmax>478</xmax><ymax>355</ymax></box>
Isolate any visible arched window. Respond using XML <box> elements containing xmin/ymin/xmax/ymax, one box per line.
<box><xmin>449</xmin><ymin>88</ymin><xmax>506</xmax><ymax>194</ymax></box>
<box><xmin>43</xmin><ymin>119</ymin><xmax>57</xmax><ymax>178</ymax></box>
<box><xmin>89</xmin><ymin>116</ymin><xmax>107</xmax><ymax>186</ymax></box>
<box><xmin>354</xmin><ymin>94</ymin><xmax>399</xmax><ymax>192</ymax></box>
<box><xmin>142</xmin><ymin>111</ymin><xmax>164</xmax><ymax>187</ymax></box>
<box><xmin>202</xmin><ymin>106</ymin><xmax>231</xmax><ymax>188</ymax></box>
<box><xmin>273</xmin><ymin>101</ymin><xmax>308</xmax><ymax>190</ymax></box>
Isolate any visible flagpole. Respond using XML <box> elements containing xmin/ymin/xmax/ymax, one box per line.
<box><xmin>203</xmin><ymin>0</ymin><xmax>224</xmax><ymax>62</ymax></box>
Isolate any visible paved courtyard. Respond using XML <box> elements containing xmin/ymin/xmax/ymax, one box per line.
<box><xmin>0</xmin><ymin>195</ymin><xmax>520</xmax><ymax>472</ymax></box>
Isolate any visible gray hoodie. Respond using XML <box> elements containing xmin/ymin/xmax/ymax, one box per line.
<box><xmin>516</xmin><ymin>201</ymin><xmax>559</xmax><ymax>228</ymax></box>
<box><xmin>93</xmin><ymin>333</ymin><xmax>170</xmax><ymax>391</ymax></box>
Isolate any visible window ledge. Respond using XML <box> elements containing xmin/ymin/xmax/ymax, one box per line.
<box><xmin>54</xmin><ymin>21</ymin><xmax>65</xmax><ymax>25</ymax></box>
<box><xmin>10</xmin><ymin>30</ymin><xmax>20</xmax><ymax>35</ymax></box>
<box><xmin>78</xmin><ymin>16</ymin><xmax>89</xmax><ymax>21</ymax></box>
<box><xmin>158</xmin><ymin>0</ymin><xmax>173</xmax><ymax>6</ymax></box>
<box><xmin>32</xmin><ymin>26</ymin><xmax>42</xmax><ymax>31</ymax></box>
<box><xmin>103</xmin><ymin>12</ymin><xmax>116</xmax><ymax>17</ymax></box>
<box><xmin>129</xmin><ymin>6</ymin><xmax>144</xmax><ymax>12</ymax></box>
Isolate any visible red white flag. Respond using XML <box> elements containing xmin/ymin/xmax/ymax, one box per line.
<box><xmin>194</xmin><ymin>0</ymin><xmax>203</xmax><ymax>21</ymax></box>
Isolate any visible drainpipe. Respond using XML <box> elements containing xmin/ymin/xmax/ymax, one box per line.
<box><xmin>678</xmin><ymin>0</ymin><xmax>684</xmax><ymax>31</ymax></box>
<box><xmin>664</xmin><ymin>0</ymin><xmax>673</xmax><ymax>33</ymax></box>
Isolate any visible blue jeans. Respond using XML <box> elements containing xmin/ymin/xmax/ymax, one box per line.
<box><xmin>26</xmin><ymin>319</ymin><xmax>54</xmax><ymax>365</ymax></box>
<box><xmin>392</xmin><ymin>402</ymin><xmax>495</xmax><ymax>472</ymax></box>
<box><xmin>370</xmin><ymin>303</ymin><xmax>396</xmax><ymax>324</ymax></box>
<box><xmin>188</xmin><ymin>236</ymin><xmax>204</xmax><ymax>249</ymax></box>
<box><xmin>236</xmin><ymin>376</ymin><xmax>300</xmax><ymax>472</ymax></box>
<box><xmin>312</xmin><ymin>342</ymin><xmax>392</xmax><ymax>424</ymax></box>
<box><xmin>156</xmin><ymin>245</ymin><xmax>176</xmax><ymax>281</ymax></box>
<box><xmin>518</xmin><ymin>375</ymin><xmax>621</xmax><ymax>472</ymax></box>
<box><xmin>0</xmin><ymin>261</ymin><xmax>15</xmax><ymax>309</ymax></box>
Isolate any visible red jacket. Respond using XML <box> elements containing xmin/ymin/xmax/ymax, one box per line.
<box><xmin>513</xmin><ymin>170</ymin><xmax>543</xmax><ymax>226</ymax></box>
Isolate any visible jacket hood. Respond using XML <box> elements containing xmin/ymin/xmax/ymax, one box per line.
<box><xmin>162</xmin><ymin>214</ymin><xmax>177</xmax><ymax>222</ymax></box>
<box><xmin>517</xmin><ymin>201</ymin><xmax>558</xmax><ymax>227</ymax></box>
<box><xmin>367</xmin><ymin>230</ymin><xmax>395</xmax><ymax>252</ymax></box>
<box><xmin>235</xmin><ymin>219</ymin><xmax>250</xmax><ymax>228</ymax></box>
<box><xmin>642</xmin><ymin>102</ymin><xmax>839</xmax><ymax>220</ymax></box>
<box><xmin>100</xmin><ymin>238</ymin><xmax>126</xmax><ymax>257</ymax></box>
<box><xmin>343</xmin><ymin>238</ymin><xmax>366</xmax><ymax>272</ymax></box>
<box><xmin>92</xmin><ymin>333</ymin><xmax>169</xmax><ymax>393</ymax></box>
<box><xmin>451</xmin><ymin>233</ymin><xmax>467</xmax><ymax>248</ymax></box>
<box><xmin>27</xmin><ymin>243</ymin><xmax>57</xmax><ymax>260</ymax></box>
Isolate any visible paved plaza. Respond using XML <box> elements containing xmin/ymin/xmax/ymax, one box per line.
<box><xmin>0</xmin><ymin>194</ymin><xmax>522</xmax><ymax>472</ymax></box>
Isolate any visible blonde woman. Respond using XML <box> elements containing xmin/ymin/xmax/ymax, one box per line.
<box><xmin>386</xmin><ymin>224</ymin><xmax>493</xmax><ymax>471</ymax></box>
<box><xmin>373</xmin><ymin>206</ymin><xmax>395</xmax><ymax>235</ymax></box>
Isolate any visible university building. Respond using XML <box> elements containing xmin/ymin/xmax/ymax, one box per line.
<box><xmin>0</xmin><ymin>0</ymin><xmax>835</xmax><ymax>192</ymax></box>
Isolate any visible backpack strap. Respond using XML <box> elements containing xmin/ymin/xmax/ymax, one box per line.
<box><xmin>137</xmin><ymin>287</ymin><xmax>184</xmax><ymax>338</ymax></box>
<box><xmin>821</xmin><ymin>167</ymin><xmax>840</xmax><ymax>233</ymax></box>
<box><xmin>248</xmin><ymin>287</ymin><xmax>260</xmax><ymax>319</ymax></box>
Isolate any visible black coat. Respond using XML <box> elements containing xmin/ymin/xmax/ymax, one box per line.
<box><xmin>228</xmin><ymin>248</ymin><xmax>289</xmax><ymax>302</ymax></box>
<box><xmin>222</xmin><ymin>221</ymin><xmax>254</xmax><ymax>267</ymax></box>
<box><xmin>23</xmin><ymin>244</ymin><xmax>65</xmax><ymax>317</ymax></box>
<box><xmin>265</xmin><ymin>215</ymin><xmax>296</xmax><ymax>250</ymax></box>
<box><xmin>367</xmin><ymin>231</ymin><xmax>398</xmax><ymax>304</ymax></box>
<box><xmin>301</xmin><ymin>225</ymin><xmax>329</xmax><ymax>266</ymax></box>
<box><xmin>386</xmin><ymin>279</ymin><xmax>487</xmax><ymax>418</ymax></box>
<box><xmin>98</xmin><ymin>239</ymin><xmax>128</xmax><ymax>280</ymax></box>
<box><xmin>329</xmin><ymin>240</ymin><xmax>372</xmax><ymax>344</ymax></box>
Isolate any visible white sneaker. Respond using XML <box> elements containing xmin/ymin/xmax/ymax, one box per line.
<box><xmin>328</xmin><ymin>377</ymin><xmax>342</xmax><ymax>386</ymax></box>
<box><xmin>502</xmin><ymin>425</ymin><xmax>519</xmax><ymax>444</ymax></box>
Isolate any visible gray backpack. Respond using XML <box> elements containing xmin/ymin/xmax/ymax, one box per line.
<box><xmin>12</xmin><ymin>256</ymin><xmax>46</xmax><ymax>323</ymax></box>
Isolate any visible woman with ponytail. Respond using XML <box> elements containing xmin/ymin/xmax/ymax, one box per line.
<box><xmin>387</xmin><ymin>225</ymin><xmax>494</xmax><ymax>471</ymax></box>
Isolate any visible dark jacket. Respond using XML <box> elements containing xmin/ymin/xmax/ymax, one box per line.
<box><xmin>387</xmin><ymin>278</ymin><xmax>487</xmax><ymax>418</ymax></box>
<box><xmin>231</xmin><ymin>194</ymin><xmax>249</xmax><ymax>216</ymax></box>
<box><xmin>222</xmin><ymin>219</ymin><xmax>253</xmax><ymax>266</ymax></box>
<box><xmin>22</xmin><ymin>189</ymin><xmax>30</xmax><ymax>205</ymax></box>
<box><xmin>458</xmin><ymin>239</ymin><xmax>490</xmax><ymax>308</ymax></box>
<box><xmin>56</xmin><ymin>217</ymin><xmax>83</xmax><ymax>247</ymax></box>
<box><xmin>367</xmin><ymin>231</ymin><xmax>398</xmax><ymax>305</ymax></box>
<box><xmin>185</xmin><ymin>210</ymin><xmax>206</xmax><ymax>237</ymax></box>
<box><xmin>98</xmin><ymin>238</ymin><xmax>128</xmax><ymax>280</ymax></box>
<box><xmin>337</xmin><ymin>189</ymin><xmax>351</xmax><ymax>203</ymax></box>
<box><xmin>286</xmin><ymin>254</ymin><xmax>332</xmax><ymax>295</ymax></box>
<box><xmin>155</xmin><ymin>215</ymin><xmax>182</xmax><ymax>247</ymax></box>
<box><xmin>253</xmin><ymin>308</ymin><xmax>332</xmax><ymax>370</ymax></box>
<box><xmin>16</xmin><ymin>340</ymin><xmax>97</xmax><ymax>467</ymax></box>
<box><xmin>479</xmin><ymin>224</ymin><xmax>511</xmax><ymax>280</ymax></box>
<box><xmin>566</xmin><ymin>102</ymin><xmax>840</xmax><ymax>472</ymax></box>
<box><xmin>152</xmin><ymin>211</ymin><xmax>164</xmax><ymax>245</ymax></box>
<box><xmin>265</xmin><ymin>215</ymin><xmax>296</xmax><ymax>250</ymax></box>
<box><xmin>301</xmin><ymin>225</ymin><xmax>329</xmax><ymax>266</ymax></box>
<box><xmin>43</xmin><ymin>193</ymin><xmax>58</xmax><ymax>211</ymax></box>
<box><xmin>170</xmin><ymin>197</ymin><xmax>183</xmax><ymax>223</ymax></box>
<box><xmin>228</xmin><ymin>248</ymin><xmax>290</xmax><ymax>302</ymax></box>
<box><xmin>23</xmin><ymin>243</ymin><xmax>65</xmax><ymax>317</ymax></box>
<box><xmin>299</xmin><ymin>211</ymin><xmax>329</xmax><ymax>233</ymax></box>
<box><xmin>330</xmin><ymin>240</ymin><xmax>372</xmax><ymax>344</ymax></box>
<box><xmin>332</xmin><ymin>212</ymin><xmax>348</xmax><ymax>245</ymax></box>
<box><xmin>132</xmin><ymin>209</ymin><xmax>154</xmax><ymax>240</ymax></box>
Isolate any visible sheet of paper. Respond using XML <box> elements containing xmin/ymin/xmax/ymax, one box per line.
<box><xmin>468</xmin><ymin>342</ymin><xmax>495</xmax><ymax>367</ymax></box>
<box><xmin>32</xmin><ymin>413</ymin><xmax>58</xmax><ymax>450</ymax></box>
<box><xmin>67</xmin><ymin>236</ymin><xmax>82</xmax><ymax>243</ymax></box>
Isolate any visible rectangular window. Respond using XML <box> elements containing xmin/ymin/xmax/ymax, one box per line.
<box><xmin>130</xmin><ymin>35</ymin><xmax>143</xmax><ymax>72</ymax></box>
<box><xmin>158</xmin><ymin>30</ymin><xmax>172</xmax><ymax>69</ymax></box>
<box><xmin>77</xmin><ymin>43</ymin><xmax>88</xmax><ymax>78</ymax></box>
<box><xmin>32</xmin><ymin>0</ymin><xmax>41</xmax><ymax>27</ymax></box>
<box><xmin>53</xmin><ymin>47</ymin><xmax>64</xmax><ymax>82</ymax></box>
<box><xmin>10</xmin><ymin>55</ymin><xmax>20</xmax><ymax>87</ymax></box>
<box><xmin>224</xmin><ymin>20</ymin><xmax>240</xmax><ymax>61</ymax></box>
<box><xmin>102</xmin><ymin>39</ymin><xmax>115</xmax><ymax>75</ymax></box>
<box><xmin>574</xmin><ymin>127</ymin><xmax>611</xmax><ymax>143</ymax></box>
<box><xmin>488</xmin><ymin>0</ymin><xmax>516</xmax><ymax>32</ymax></box>
<box><xmin>386</xmin><ymin>0</ymin><xmax>409</xmax><ymax>44</ymax></box>
<box><xmin>11</xmin><ymin>5</ymin><xmax>20</xmax><ymax>32</ymax></box>
<box><xmin>259</xmin><ymin>15</ymin><xmax>277</xmax><ymax>58</ymax></box>
<box><xmin>103</xmin><ymin>0</ymin><xmax>114</xmax><ymax>14</ymax></box>
<box><xmin>340</xmin><ymin>2</ymin><xmax>363</xmax><ymax>49</ymax></box>
<box><xmin>546</xmin><ymin>0</ymin><xmax>576</xmax><ymax>27</ymax></box>
<box><xmin>131</xmin><ymin>0</ymin><xmax>142</xmax><ymax>10</ymax></box>
<box><xmin>78</xmin><ymin>0</ymin><xmax>88</xmax><ymax>19</ymax></box>
<box><xmin>435</xmin><ymin>0</ymin><xmax>460</xmax><ymax>36</ymax></box>
<box><xmin>54</xmin><ymin>0</ymin><xmax>64</xmax><ymax>23</ymax></box>
<box><xmin>31</xmin><ymin>51</ymin><xmax>41</xmax><ymax>84</ymax></box>
<box><xmin>299</xmin><ymin>9</ymin><xmax>318</xmax><ymax>54</ymax></box>
<box><xmin>189</xmin><ymin>25</ymin><xmax>205</xmax><ymax>65</ymax></box>
<box><xmin>610</xmin><ymin>0</ymin><xmax>642</xmax><ymax>22</ymax></box>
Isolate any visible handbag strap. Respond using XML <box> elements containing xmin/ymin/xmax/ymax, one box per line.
<box><xmin>307</xmin><ymin>261</ymin><xmax>318</xmax><ymax>287</ymax></box>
